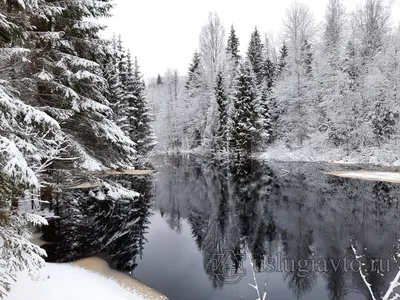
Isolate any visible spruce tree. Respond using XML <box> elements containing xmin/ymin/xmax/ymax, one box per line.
<box><xmin>15</xmin><ymin>0</ymin><xmax>137</xmax><ymax>168</ymax></box>
<box><xmin>247</xmin><ymin>27</ymin><xmax>264</xmax><ymax>85</ymax></box>
<box><xmin>255</xmin><ymin>85</ymin><xmax>273</xmax><ymax>144</ymax></box>
<box><xmin>226</xmin><ymin>25</ymin><xmax>240</xmax><ymax>65</ymax></box>
<box><xmin>277</xmin><ymin>42</ymin><xmax>289</xmax><ymax>77</ymax></box>
<box><xmin>185</xmin><ymin>50</ymin><xmax>202</xmax><ymax>95</ymax></box>
<box><xmin>104</xmin><ymin>37</ymin><xmax>126</xmax><ymax>130</ymax></box>
<box><xmin>127</xmin><ymin>55</ymin><xmax>157</xmax><ymax>157</ymax></box>
<box><xmin>156</xmin><ymin>74</ymin><xmax>163</xmax><ymax>85</ymax></box>
<box><xmin>231</xmin><ymin>63</ymin><xmax>257</xmax><ymax>155</ymax></box>
<box><xmin>117</xmin><ymin>35</ymin><xmax>129</xmax><ymax>88</ymax></box>
<box><xmin>263</xmin><ymin>58</ymin><xmax>275</xmax><ymax>89</ymax></box>
<box><xmin>214</xmin><ymin>71</ymin><xmax>230</xmax><ymax>153</ymax></box>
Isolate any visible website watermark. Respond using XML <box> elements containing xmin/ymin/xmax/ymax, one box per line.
<box><xmin>213</xmin><ymin>251</ymin><xmax>393</xmax><ymax>284</ymax></box>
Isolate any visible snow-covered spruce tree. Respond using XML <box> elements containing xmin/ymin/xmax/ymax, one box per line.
<box><xmin>214</xmin><ymin>71</ymin><xmax>230</xmax><ymax>153</ymax></box>
<box><xmin>0</xmin><ymin>82</ymin><xmax>58</xmax><ymax>298</ymax></box>
<box><xmin>225</xmin><ymin>25</ymin><xmax>241</xmax><ymax>118</ymax></box>
<box><xmin>103</xmin><ymin>35</ymin><xmax>127</xmax><ymax>132</ymax></box>
<box><xmin>231</xmin><ymin>62</ymin><xmax>257</xmax><ymax>155</ymax></box>
<box><xmin>16</xmin><ymin>0</ymin><xmax>137</xmax><ymax>170</ymax></box>
<box><xmin>0</xmin><ymin>1</ymin><xmax>64</xmax><ymax>296</ymax></box>
<box><xmin>263</xmin><ymin>58</ymin><xmax>275</xmax><ymax>89</ymax></box>
<box><xmin>117</xmin><ymin>35</ymin><xmax>129</xmax><ymax>88</ymax></box>
<box><xmin>185</xmin><ymin>50</ymin><xmax>203</xmax><ymax>96</ymax></box>
<box><xmin>247</xmin><ymin>27</ymin><xmax>264</xmax><ymax>85</ymax></box>
<box><xmin>255</xmin><ymin>85</ymin><xmax>273</xmax><ymax>145</ymax></box>
<box><xmin>156</xmin><ymin>74</ymin><xmax>163</xmax><ymax>85</ymax></box>
<box><xmin>226</xmin><ymin>25</ymin><xmax>240</xmax><ymax>67</ymax></box>
<box><xmin>277</xmin><ymin>42</ymin><xmax>289</xmax><ymax>78</ymax></box>
<box><xmin>1</xmin><ymin>0</ymin><xmax>145</xmax><ymax>293</ymax></box>
<box><xmin>126</xmin><ymin>54</ymin><xmax>157</xmax><ymax>158</ymax></box>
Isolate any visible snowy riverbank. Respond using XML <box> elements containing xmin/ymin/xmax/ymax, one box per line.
<box><xmin>5</xmin><ymin>261</ymin><xmax>167</xmax><ymax>300</ymax></box>
<box><xmin>259</xmin><ymin>143</ymin><xmax>400</xmax><ymax>167</ymax></box>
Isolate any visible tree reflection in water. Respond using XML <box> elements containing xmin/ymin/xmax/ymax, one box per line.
<box><xmin>153</xmin><ymin>155</ymin><xmax>400</xmax><ymax>300</ymax></box>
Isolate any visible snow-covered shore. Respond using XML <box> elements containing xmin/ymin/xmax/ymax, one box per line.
<box><xmin>5</xmin><ymin>261</ymin><xmax>167</xmax><ymax>300</ymax></box>
<box><xmin>259</xmin><ymin>144</ymin><xmax>400</xmax><ymax>167</ymax></box>
<box><xmin>327</xmin><ymin>170</ymin><xmax>400</xmax><ymax>183</ymax></box>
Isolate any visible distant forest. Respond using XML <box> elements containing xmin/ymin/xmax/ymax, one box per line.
<box><xmin>148</xmin><ymin>0</ymin><xmax>400</xmax><ymax>163</ymax></box>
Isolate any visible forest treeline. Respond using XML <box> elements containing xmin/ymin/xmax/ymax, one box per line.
<box><xmin>148</xmin><ymin>0</ymin><xmax>400</xmax><ymax>162</ymax></box>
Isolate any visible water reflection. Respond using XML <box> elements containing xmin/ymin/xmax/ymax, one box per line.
<box><xmin>150</xmin><ymin>155</ymin><xmax>400</xmax><ymax>300</ymax></box>
<box><xmin>42</xmin><ymin>155</ymin><xmax>400</xmax><ymax>300</ymax></box>
<box><xmin>42</xmin><ymin>174</ymin><xmax>153</xmax><ymax>271</ymax></box>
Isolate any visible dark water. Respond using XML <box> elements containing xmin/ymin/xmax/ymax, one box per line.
<box><xmin>43</xmin><ymin>155</ymin><xmax>400</xmax><ymax>300</ymax></box>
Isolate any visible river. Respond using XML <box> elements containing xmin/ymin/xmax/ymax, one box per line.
<box><xmin>41</xmin><ymin>154</ymin><xmax>400</xmax><ymax>300</ymax></box>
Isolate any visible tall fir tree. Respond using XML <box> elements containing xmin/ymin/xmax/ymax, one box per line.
<box><xmin>214</xmin><ymin>71</ymin><xmax>230</xmax><ymax>153</ymax></box>
<box><xmin>185</xmin><ymin>50</ymin><xmax>202</xmax><ymax>96</ymax></box>
<box><xmin>226</xmin><ymin>25</ymin><xmax>240</xmax><ymax>65</ymax></box>
<box><xmin>127</xmin><ymin>55</ymin><xmax>157</xmax><ymax>157</ymax></box>
<box><xmin>247</xmin><ymin>27</ymin><xmax>264</xmax><ymax>85</ymax></box>
<box><xmin>263</xmin><ymin>58</ymin><xmax>275</xmax><ymax>89</ymax></box>
<box><xmin>255</xmin><ymin>85</ymin><xmax>273</xmax><ymax>145</ymax></box>
<box><xmin>104</xmin><ymin>36</ymin><xmax>126</xmax><ymax>130</ymax></box>
<box><xmin>156</xmin><ymin>74</ymin><xmax>163</xmax><ymax>85</ymax></box>
<box><xmin>231</xmin><ymin>63</ymin><xmax>257</xmax><ymax>155</ymax></box>
<box><xmin>277</xmin><ymin>42</ymin><xmax>289</xmax><ymax>77</ymax></box>
<box><xmin>117</xmin><ymin>35</ymin><xmax>129</xmax><ymax>88</ymax></box>
<box><xmin>16</xmin><ymin>0</ymin><xmax>137</xmax><ymax>168</ymax></box>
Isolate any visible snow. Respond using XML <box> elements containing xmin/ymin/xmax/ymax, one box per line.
<box><xmin>0</xmin><ymin>85</ymin><xmax>60</xmax><ymax>130</ymax></box>
<box><xmin>328</xmin><ymin>171</ymin><xmax>400</xmax><ymax>183</ymax></box>
<box><xmin>71</xmin><ymin>96</ymin><xmax>112</xmax><ymax>114</ymax></box>
<box><xmin>259</xmin><ymin>143</ymin><xmax>400</xmax><ymax>167</ymax></box>
<box><xmin>4</xmin><ymin>263</ymin><xmax>165</xmax><ymax>300</ymax></box>
<box><xmin>0</xmin><ymin>137</ymin><xmax>39</xmax><ymax>187</ymax></box>
<box><xmin>103</xmin><ymin>181</ymin><xmax>140</xmax><ymax>200</ymax></box>
<box><xmin>34</xmin><ymin>69</ymin><xmax>54</xmax><ymax>81</ymax></box>
<box><xmin>73</xmin><ymin>142</ymin><xmax>104</xmax><ymax>171</ymax></box>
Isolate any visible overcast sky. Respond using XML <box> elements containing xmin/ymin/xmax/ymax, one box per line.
<box><xmin>102</xmin><ymin>0</ymin><xmax>400</xmax><ymax>79</ymax></box>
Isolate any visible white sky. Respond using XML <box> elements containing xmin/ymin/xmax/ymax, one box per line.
<box><xmin>102</xmin><ymin>0</ymin><xmax>400</xmax><ymax>79</ymax></box>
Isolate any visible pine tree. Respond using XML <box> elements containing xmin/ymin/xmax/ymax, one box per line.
<box><xmin>185</xmin><ymin>50</ymin><xmax>202</xmax><ymax>96</ymax></box>
<box><xmin>277</xmin><ymin>42</ymin><xmax>289</xmax><ymax>77</ymax></box>
<box><xmin>214</xmin><ymin>71</ymin><xmax>230</xmax><ymax>153</ymax></box>
<box><xmin>226</xmin><ymin>25</ymin><xmax>240</xmax><ymax>65</ymax></box>
<box><xmin>247</xmin><ymin>27</ymin><xmax>264</xmax><ymax>85</ymax></box>
<box><xmin>231</xmin><ymin>63</ymin><xmax>257</xmax><ymax>155</ymax></box>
